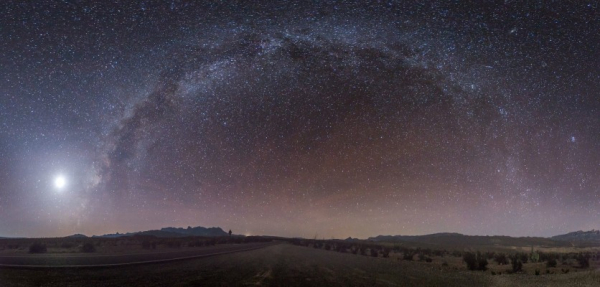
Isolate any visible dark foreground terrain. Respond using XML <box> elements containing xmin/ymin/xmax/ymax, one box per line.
<box><xmin>2</xmin><ymin>243</ymin><xmax>600</xmax><ymax>286</ymax></box>
<box><xmin>0</xmin><ymin>242</ymin><xmax>271</xmax><ymax>267</ymax></box>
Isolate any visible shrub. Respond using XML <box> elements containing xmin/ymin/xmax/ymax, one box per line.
<box><xmin>463</xmin><ymin>252</ymin><xmax>478</xmax><ymax>270</ymax></box>
<box><xmin>142</xmin><ymin>240</ymin><xmax>152</xmax><ymax>250</ymax></box>
<box><xmin>29</xmin><ymin>242</ymin><xmax>47</xmax><ymax>254</ymax></box>
<box><xmin>441</xmin><ymin>261</ymin><xmax>449</xmax><ymax>267</ymax></box>
<box><xmin>546</xmin><ymin>258</ymin><xmax>557</xmax><ymax>268</ymax></box>
<box><xmin>577</xmin><ymin>253</ymin><xmax>590</xmax><ymax>268</ymax></box>
<box><xmin>491</xmin><ymin>271</ymin><xmax>496</xmax><ymax>275</ymax></box>
<box><xmin>324</xmin><ymin>243</ymin><xmax>331</xmax><ymax>251</ymax></box>
<box><xmin>495</xmin><ymin>253</ymin><xmax>509</xmax><ymax>265</ymax></box>
<box><xmin>81</xmin><ymin>242</ymin><xmax>96</xmax><ymax>253</ymax></box>
<box><xmin>403</xmin><ymin>251</ymin><xmax>414</xmax><ymax>261</ymax></box>
<box><xmin>370</xmin><ymin>248</ymin><xmax>379</xmax><ymax>257</ymax></box>
<box><xmin>535</xmin><ymin>269</ymin><xmax>540</xmax><ymax>276</ymax></box>
<box><xmin>511</xmin><ymin>255</ymin><xmax>523</xmax><ymax>273</ymax></box>
<box><xmin>519</xmin><ymin>252</ymin><xmax>529</xmax><ymax>264</ymax></box>
<box><xmin>464</xmin><ymin>252</ymin><xmax>488</xmax><ymax>271</ymax></box>
<box><xmin>382</xmin><ymin>248</ymin><xmax>390</xmax><ymax>258</ymax></box>
<box><xmin>425</xmin><ymin>257</ymin><xmax>432</xmax><ymax>263</ymax></box>
<box><xmin>167</xmin><ymin>241</ymin><xmax>182</xmax><ymax>248</ymax></box>
<box><xmin>60</xmin><ymin>242</ymin><xmax>75</xmax><ymax>249</ymax></box>
<box><xmin>478</xmin><ymin>257</ymin><xmax>488</xmax><ymax>271</ymax></box>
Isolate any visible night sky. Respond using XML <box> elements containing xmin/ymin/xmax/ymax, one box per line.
<box><xmin>1</xmin><ymin>1</ymin><xmax>599</xmax><ymax>239</ymax></box>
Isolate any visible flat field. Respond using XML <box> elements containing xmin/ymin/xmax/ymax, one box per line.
<box><xmin>2</xmin><ymin>243</ymin><xmax>600</xmax><ymax>286</ymax></box>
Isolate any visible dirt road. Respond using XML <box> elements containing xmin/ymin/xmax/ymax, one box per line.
<box><xmin>0</xmin><ymin>242</ymin><xmax>275</xmax><ymax>268</ymax></box>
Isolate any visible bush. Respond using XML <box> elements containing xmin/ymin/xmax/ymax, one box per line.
<box><xmin>577</xmin><ymin>253</ymin><xmax>590</xmax><ymax>268</ymax></box>
<box><xmin>511</xmin><ymin>255</ymin><xmax>523</xmax><ymax>273</ymax></box>
<box><xmin>478</xmin><ymin>257</ymin><xmax>488</xmax><ymax>271</ymax></box>
<box><xmin>29</xmin><ymin>242</ymin><xmax>47</xmax><ymax>254</ymax></box>
<box><xmin>463</xmin><ymin>252</ymin><xmax>478</xmax><ymax>270</ymax></box>
<box><xmin>403</xmin><ymin>251</ymin><xmax>414</xmax><ymax>261</ymax></box>
<box><xmin>167</xmin><ymin>241</ymin><xmax>182</xmax><ymax>248</ymax></box>
<box><xmin>519</xmin><ymin>252</ymin><xmax>529</xmax><ymax>264</ymax></box>
<box><xmin>463</xmin><ymin>252</ymin><xmax>488</xmax><ymax>271</ymax></box>
<box><xmin>546</xmin><ymin>258</ymin><xmax>557</xmax><ymax>268</ymax></box>
<box><xmin>370</xmin><ymin>248</ymin><xmax>379</xmax><ymax>257</ymax></box>
<box><xmin>60</xmin><ymin>242</ymin><xmax>75</xmax><ymax>249</ymax></box>
<box><xmin>535</xmin><ymin>269</ymin><xmax>540</xmax><ymax>276</ymax></box>
<box><xmin>81</xmin><ymin>242</ymin><xmax>96</xmax><ymax>253</ymax></box>
<box><xmin>382</xmin><ymin>248</ymin><xmax>390</xmax><ymax>258</ymax></box>
<box><xmin>495</xmin><ymin>253</ymin><xmax>509</xmax><ymax>265</ymax></box>
<box><xmin>425</xmin><ymin>257</ymin><xmax>433</xmax><ymax>263</ymax></box>
<box><xmin>142</xmin><ymin>240</ymin><xmax>152</xmax><ymax>250</ymax></box>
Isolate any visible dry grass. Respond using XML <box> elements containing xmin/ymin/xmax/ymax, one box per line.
<box><xmin>1</xmin><ymin>243</ymin><xmax>600</xmax><ymax>286</ymax></box>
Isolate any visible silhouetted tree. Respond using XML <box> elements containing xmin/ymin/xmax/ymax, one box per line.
<box><xmin>229</xmin><ymin>229</ymin><xmax>232</xmax><ymax>236</ymax></box>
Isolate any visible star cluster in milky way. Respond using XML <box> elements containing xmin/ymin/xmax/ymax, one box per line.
<box><xmin>0</xmin><ymin>1</ymin><xmax>599</xmax><ymax>238</ymax></box>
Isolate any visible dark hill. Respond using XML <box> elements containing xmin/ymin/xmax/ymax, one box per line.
<box><xmin>368</xmin><ymin>233</ymin><xmax>571</xmax><ymax>248</ymax></box>
<box><xmin>93</xmin><ymin>226</ymin><xmax>229</xmax><ymax>238</ymax></box>
<box><xmin>65</xmin><ymin>234</ymin><xmax>88</xmax><ymax>238</ymax></box>
<box><xmin>551</xmin><ymin>230</ymin><xmax>600</xmax><ymax>242</ymax></box>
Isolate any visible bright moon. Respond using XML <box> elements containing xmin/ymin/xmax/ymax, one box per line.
<box><xmin>54</xmin><ymin>175</ymin><xmax>66</xmax><ymax>189</ymax></box>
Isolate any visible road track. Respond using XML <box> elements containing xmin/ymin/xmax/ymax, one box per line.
<box><xmin>0</xmin><ymin>242</ymin><xmax>275</xmax><ymax>269</ymax></box>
